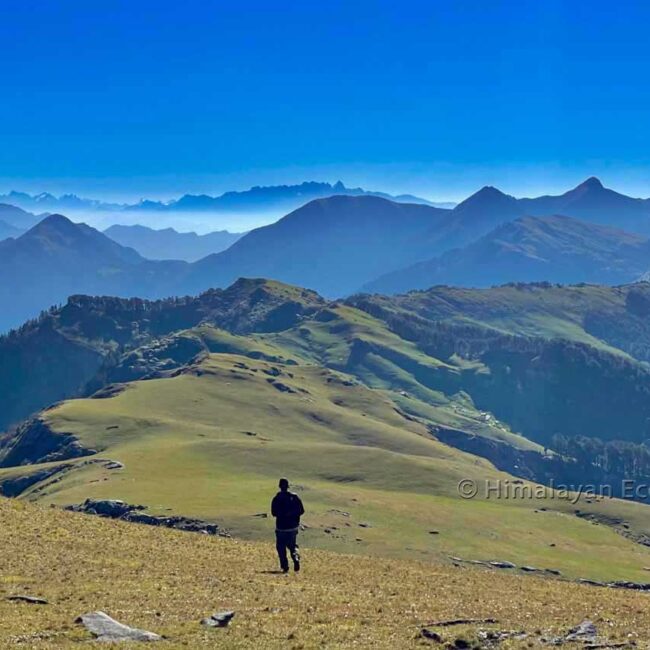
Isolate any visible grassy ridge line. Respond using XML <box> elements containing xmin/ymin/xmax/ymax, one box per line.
<box><xmin>352</xmin><ymin>282</ymin><xmax>649</xmax><ymax>358</ymax></box>
<box><xmin>200</xmin><ymin>304</ymin><xmax>540</xmax><ymax>451</ymax></box>
<box><xmin>0</xmin><ymin>497</ymin><xmax>648</xmax><ymax>648</ymax></box>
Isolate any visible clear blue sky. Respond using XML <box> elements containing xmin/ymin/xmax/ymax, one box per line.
<box><xmin>1</xmin><ymin>0</ymin><xmax>650</xmax><ymax>201</ymax></box>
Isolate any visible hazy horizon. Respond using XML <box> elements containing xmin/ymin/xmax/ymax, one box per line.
<box><xmin>4</xmin><ymin>173</ymin><xmax>650</xmax><ymax>234</ymax></box>
<box><xmin>3</xmin><ymin>2</ymin><xmax>650</xmax><ymax>206</ymax></box>
<box><xmin>2</xmin><ymin>167</ymin><xmax>650</xmax><ymax>207</ymax></box>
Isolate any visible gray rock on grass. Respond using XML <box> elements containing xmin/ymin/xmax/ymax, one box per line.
<box><xmin>6</xmin><ymin>595</ymin><xmax>48</xmax><ymax>605</ymax></box>
<box><xmin>565</xmin><ymin>619</ymin><xmax>597</xmax><ymax>642</ymax></box>
<box><xmin>488</xmin><ymin>560</ymin><xmax>516</xmax><ymax>569</ymax></box>
<box><xmin>76</xmin><ymin>611</ymin><xmax>162</xmax><ymax>642</ymax></box>
<box><xmin>201</xmin><ymin>611</ymin><xmax>236</xmax><ymax>627</ymax></box>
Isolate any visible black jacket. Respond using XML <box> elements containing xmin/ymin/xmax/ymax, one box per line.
<box><xmin>271</xmin><ymin>491</ymin><xmax>305</xmax><ymax>530</ymax></box>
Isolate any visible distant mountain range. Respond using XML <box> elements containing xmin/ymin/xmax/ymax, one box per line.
<box><xmin>0</xmin><ymin>181</ymin><xmax>448</xmax><ymax>215</ymax></box>
<box><xmin>422</xmin><ymin>177</ymin><xmax>650</xmax><ymax>244</ymax></box>
<box><xmin>0</xmin><ymin>191</ymin><xmax>122</xmax><ymax>213</ymax></box>
<box><xmin>360</xmin><ymin>178</ymin><xmax>650</xmax><ymax>294</ymax></box>
<box><xmin>104</xmin><ymin>224</ymin><xmax>244</xmax><ymax>262</ymax></box>
<box><xmin>183</xmin><ymin>178</ymin><xmax>650</xmax><ymax>297</ymax></box>
<box><xmin>2</xmin><ymin>177</ymin><xmax>650</xmax><ymax>332</ymax></box>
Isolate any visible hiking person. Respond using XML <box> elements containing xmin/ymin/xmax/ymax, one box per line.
<box><xmin>271</xmin><ymin>477</ymin><xmax>304</xmax><ymax>573</ymax></box>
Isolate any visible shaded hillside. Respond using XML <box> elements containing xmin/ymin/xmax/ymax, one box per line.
<box><xmin>104</xmin><ymin>224</ymin><xmax>244</xmax><ymax>261</ymax></box>
<box><xmin>7</xmin><ymin>279</ymin><xmax>650</xmax><ymax>447</ymax></box>
<box><xmin>344</xmin><ymin>285</ymin><xmax>650</xmax><ymax>442</ymax></box>
<box><xmin>366</xmin><ymin>215</ymin><xmax>650</xmax><ymax>294</ymax></box>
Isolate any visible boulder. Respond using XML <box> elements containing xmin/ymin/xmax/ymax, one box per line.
<box><xmin>76</xmin><ymin>611</ymin><xmax>162</xmax><ymax>642</ymax></box>
<box><xmin>565</xmin><ymin>619</ymin><xmax>597</xmax><ymax>642</ymax></box>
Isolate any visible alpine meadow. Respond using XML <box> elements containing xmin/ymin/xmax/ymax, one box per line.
<box><xmin>3</xmin><ymin>2</ymin><xmax>650</xmax><ymax>649</ymax></box>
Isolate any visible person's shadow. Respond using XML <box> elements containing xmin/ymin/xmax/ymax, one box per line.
<box><xmin>258</xmin><ymin>570</ymin><xmax>287</xmax><ymax>575</ymax></box>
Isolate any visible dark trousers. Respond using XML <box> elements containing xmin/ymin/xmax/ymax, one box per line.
<box><xmin>275</xmin><ymin>530</ymin><xmax>300</xmax><ymax>570</ymax></box>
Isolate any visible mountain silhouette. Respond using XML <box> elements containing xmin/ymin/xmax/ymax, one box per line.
<box><xmin>183</xmin><ymin>195</ymin><xmax>451</xmax><ymax>296</ymax></box>
<box><xmin>518</xmin><ymin>177</ymin><xmax>650</xmax><ymax>230</ymax></box>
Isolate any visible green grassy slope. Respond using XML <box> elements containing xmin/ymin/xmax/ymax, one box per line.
<box><xmin>5</xmin><ymin>352</ymin><xmax>650</xmax><ymax>583</ymax></box>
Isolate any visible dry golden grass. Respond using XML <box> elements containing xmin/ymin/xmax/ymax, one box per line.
<box><xmin>0</xmin><ymin>498</ymin><xmax>648</xmax><ymax>649</ymax></box>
